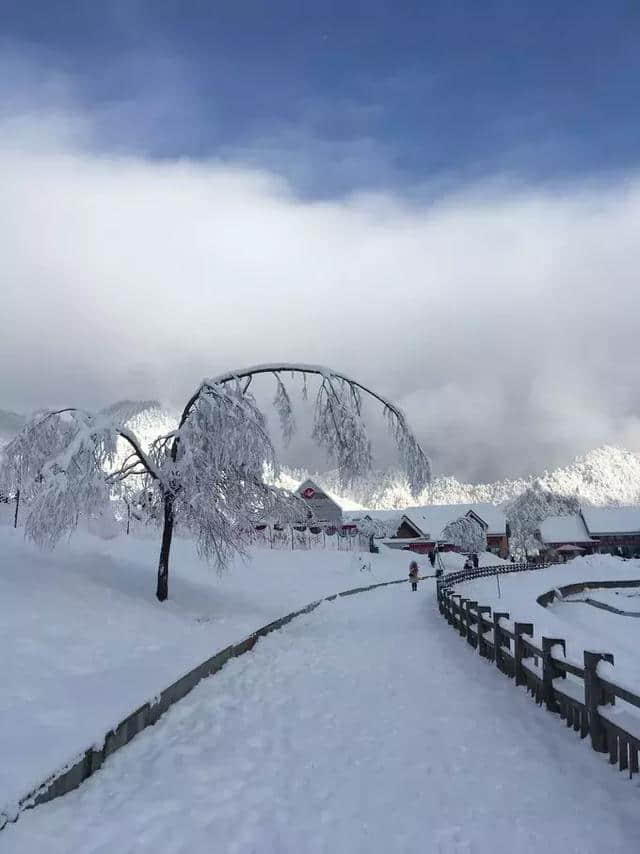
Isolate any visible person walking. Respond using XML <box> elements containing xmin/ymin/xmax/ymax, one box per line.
<box><xmin>409</xmin><ymin>559</ymin><xmax>419</xmax><ymax>592</ymax></box>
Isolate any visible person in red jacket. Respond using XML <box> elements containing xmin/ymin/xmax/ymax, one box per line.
<box><xmin>409</xmin><ymin>560</ymin><xmax>419</xmax><ymax>592</ymax></box>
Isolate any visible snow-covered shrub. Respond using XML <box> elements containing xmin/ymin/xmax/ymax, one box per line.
<box><xmin>442</xmin><ymin>515</ymin><xmax>487</xmax><ymax>554</ymax></box>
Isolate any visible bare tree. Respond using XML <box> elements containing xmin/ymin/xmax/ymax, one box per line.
<box><xmin>3</xmin><ymin>364</ymin><xmax>430</xmax><ymax>602</ymax></box>
<box><xmin>442</xmin><ymin>515</ymin><xmax>487</xmax><ymax>554</ymax></box>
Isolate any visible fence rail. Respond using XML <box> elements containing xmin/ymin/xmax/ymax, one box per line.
<box><xmin>441</xmin><ymin>560</ymin><xmax>552</xmax><ymax>588</ymax></box>
<box><xmin>436</xmin><ymin>580</ymin><xmax>640</xmax><ymax>779</ymax></box>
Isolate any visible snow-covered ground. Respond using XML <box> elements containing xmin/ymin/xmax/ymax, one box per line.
<box><xmin>3</xmin><ymin>585</ymin><xmax>638</xmax><ymax>854</ymax></box>
<box><xmin>0</xmin><ymin>518</ymin><xmax>416</xmax><ymax>819</ymax></box>
<box><xmin>453</xmin><ymin>555</ymin><xmax>640</xmax><ymax>689</ymax></box>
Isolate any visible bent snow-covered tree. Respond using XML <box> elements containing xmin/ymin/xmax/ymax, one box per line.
<box><xmin>442</xmin><ymin>515</ymin><xmax>487</xmax><ymax>555</ymax></box>
<box><xmin>147</xmin><ymin>364</ymin><xmax>431</xmax><ymax>601</ymax></box>
<box><xmin>5</xmin><ymin>364</ymin><xmax>430</xmax><ymax>602</ymax></box>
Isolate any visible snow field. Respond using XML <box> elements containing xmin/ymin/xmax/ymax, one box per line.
<box><xmin>3</xmin><ymin>585</ymin><xmax>639</xmax><ymax>854</ymax></box>
<box><xmin>0</xmin><ymin>522</ymin><xmax>412</xmax><ymax>817</ymax></box>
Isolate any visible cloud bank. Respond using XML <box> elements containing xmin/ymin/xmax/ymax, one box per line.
<box><xmin>3</xmin><ymin>102</ymin><xmax>640</xmax><ymax>481</ymax></box>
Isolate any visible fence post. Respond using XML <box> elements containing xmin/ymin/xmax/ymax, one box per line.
<box><xmin>465</xmin><ymin>601</ymin><xmax>478</xmax><ymax>648</ymax></box>
<box><xmin>513</xmin><ymin>622</ymin><xmax>534</xmax><ymax>686</ymax></box>
<box><xmin>442</xmin><ymin>589</ymin><xmax>450</xmax><ymax>624</ymax></box>
<box><xmin>584</xmin><ymin>651</ymin><xmax>615</xmax><ymax>753</ymax></box>
<box><xmin>458</xmin><ymin>598</ymin><xmax>468</xmax><ymax>638</ymax></box>
<box><xmin>493</xmin><ymin>612</ymin><xmax>509</xmax><ymax>671</ymax></box>
<box><xmin>449</xmin><ymin>594</ymin><xmax>461</xmax><ymax>629</ymax></box>
<box><xmin>541</xmin><ymin>637</ymin><xmax>565</xmax><ymax>713</ymax></box>
<box><xmin>477</xmin><ymin>606</ymin><xmax>492</xmax><ymax>657</ymax></box>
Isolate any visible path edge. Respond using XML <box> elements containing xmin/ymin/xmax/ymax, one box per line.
<box><xmin>1</xmin><ymin>575</ymin><xmax>412</xmax><ymax>832</ymax></box>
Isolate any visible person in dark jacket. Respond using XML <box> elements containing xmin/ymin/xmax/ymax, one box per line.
<box><xmin>409</xmin><ymin>560</ymin><xmax>419</xmax><ymax>591</ymax></box>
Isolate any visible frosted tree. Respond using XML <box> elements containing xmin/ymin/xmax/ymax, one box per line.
<box><xmin>352</xmin><ymin>513</ymin><xmax>401</xmax><ymax>552</ymax></box>
<box><xmin>145</xmin><ymin>364</ymin><xmax>431</xmax><ymax>600</ymax></box>
<box><xmin>5</xmin><ymin>364</ymin><xmax>430</xmax><ymax>602</ymax></box>
<box><xmin>0</xmin><ymin>402</ymin><xmax>158</xmax><ymax>546</ymax></box>
<box><xmin>442</xmin><ymin>515</ymin><xmax>487</xmax><ymax>554</ymax></box>
<box><xmin>505</xmin><ymin>482</ymin><xmax>580</xmax><ymax>559</ymax></box>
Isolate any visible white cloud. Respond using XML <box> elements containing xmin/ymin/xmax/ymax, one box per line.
<box><xmin>2</xmin><ymin>107</ymin><xmax>640</xmax><ymax>481</ymax></box>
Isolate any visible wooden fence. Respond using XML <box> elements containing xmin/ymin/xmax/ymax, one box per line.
<box><xmin>437</xmin><ymin>579</ymin><xmax>640</xmax><ymax>779</ymax></box>
<box><xmin>442</xmin><ymin>560</ymin><xmax>552</xmax><ymax>588</ymax></box>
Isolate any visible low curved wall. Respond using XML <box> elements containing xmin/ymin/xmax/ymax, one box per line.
<box><xmin>1</xmin><ymin>574</ymin><xmax>413</xmax><ymax>832</ymax></box>
<box><xmin>536</xmin><ymin>578</ymin><xmax>640</xmax><ymax>608</ymax></box>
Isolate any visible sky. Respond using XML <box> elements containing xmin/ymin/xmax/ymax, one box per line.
<box><xmin>2</xmin><ymin>1</ymin><xmax>640</xmax><ymax>482</ymax></box>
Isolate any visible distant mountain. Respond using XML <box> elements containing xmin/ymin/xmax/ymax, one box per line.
<box><xmin>279</xmin><ymin>446</ymin><xmax>640</xmax><ymax>511</ymax></box>
<box><xmin>2</xmin><ymin>404</ymin><xmax>639</xmax><ymax>510</ymax></box>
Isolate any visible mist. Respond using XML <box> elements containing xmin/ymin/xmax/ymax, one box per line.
<box><xmin>3</xmin><ymin>106</ymin><xmax>640</xmax><ymax>481</ymax></box>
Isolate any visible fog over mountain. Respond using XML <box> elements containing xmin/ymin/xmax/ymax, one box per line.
<box><xmin>3</xmin><ymin>403</ymin><xmax>640</xmax><ymax>510</ymax></box>
<box><xmin>279</xmin><ymin>446</ymin><xmax>640</xmax><ymax>511</ymax></box>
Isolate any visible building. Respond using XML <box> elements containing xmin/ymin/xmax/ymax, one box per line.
<box><xmin>296</xmin><ymin>479</ymin><xmax>343</xmax><ymax>527</ymax></box>
<box><xmin>538</xmin><ymin>507</ymin><xmax>640</xmax><ymax>558</ymax></box>
<box><xmin>345</xmin><ymin>503</ymin><xmax>509</xmax><ymax>557</ymax></box>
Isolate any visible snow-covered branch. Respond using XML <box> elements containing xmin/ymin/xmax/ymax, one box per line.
<box><xmin>180</xmin><ymin>363</ymin><xmax>430</xmax><ymax>494</ymax></box>
<box><xmin>0</xmin><ymin>401</ymin><xmax>161</xmax><ymax>548</ymax></box>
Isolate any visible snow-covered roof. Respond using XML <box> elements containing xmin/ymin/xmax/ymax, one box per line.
<box><xmin>343</xmin><ymin>509</ymin><xmax>403</xmax><ymax>524</ymax></box>
<box><xmin>581</xmin><ymin>506</ymin><xmax>640</xmax><ymax>536</ymax></box>
<box><xmin>538</xmin><ymin>514</ymin><xmax>594</xmax><ymax>544</ymax></box>
<box><xmin>343</xmin><ymin>503</ymin><xmax>506</xmax><ymax>540</ymax></box>
<box><xmin>404</xmin><ymin>503</ymin><xmax>506</xmax><ymax>539</ymax></box>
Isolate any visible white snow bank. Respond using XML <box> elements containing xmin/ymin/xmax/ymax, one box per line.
<box><xmin>3</xmin><ymin>587</ymin><xmax>638</xmax><ymax>854</ymax></box>
<box><xmin>0</xmin><ymin>524</ymin><xmax>412</xmax><ymax>815</ymax></box>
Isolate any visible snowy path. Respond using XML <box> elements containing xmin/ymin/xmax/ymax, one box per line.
<box><xmin>3</xmin><ymin>587</ymin><xmax>639</xmax><ymax>854</ymax></box>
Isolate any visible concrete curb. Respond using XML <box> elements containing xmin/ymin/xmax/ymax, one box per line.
<box><xmin>536</xmin><ymin>578</ymin><xmax>640</xmax><ymax>608</ymax></box>
<box><xmin>1</xmin><ymin>574</ymin><xmax>416</xmax><ymax>832</ymax></box>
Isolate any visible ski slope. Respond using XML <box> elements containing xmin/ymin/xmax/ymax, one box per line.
<box><xmin>3</xmin><ymin>585</ymin><xmax>638</xmax><ymax>854</ymax></box>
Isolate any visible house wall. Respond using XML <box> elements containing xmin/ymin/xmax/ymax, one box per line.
<box><xmin>394</xmin><ymin>530</ymin><xmax>509</xmax><ymax>558</ymax></box>
<box><xmin>541</xmin><ymin>541</ymin><xmax>597</xmax><ymax>558</ymax></box>
<box><xmin>487</xmin><ymin>534</ymin><xmax>509</xmax><ymax>559</ymax></box>
<box><xmin>541</xmin><ymin>534</ymin><xmax>640</xmax><ymax>558</ymax></box>
<box><xmin>592</xmin><ymin>534</ymin><xmax>640</xmax><ymax>556</ymax></box>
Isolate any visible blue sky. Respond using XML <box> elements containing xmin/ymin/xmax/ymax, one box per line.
<box><xmin>4</xmin><ymin>1</ymin><xmax>640</xmax><ymax>195</ymax></box>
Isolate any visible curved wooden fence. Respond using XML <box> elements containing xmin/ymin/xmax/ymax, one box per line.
<box><xmin>441</xmin><ymin>560</ymin><xmax>552</xmax><ymax>589</ymax></box>
<box><xmin>437</xmin><ymin>580</ymin><xmax>640</xmax><ymax>781</ymax></box>
<box><xmin>1</xmin><ymin>575</ymin><xmax>413</xmax><ymax>833</ymax></box>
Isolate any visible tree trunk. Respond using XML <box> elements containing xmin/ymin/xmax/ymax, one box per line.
<box><xmin>156</xmin><ymin>493</ymin><xmax>174</xmax><ymax>602</ymax></box>
<box><xmin>13</xmin><ymin>488</ymin><xmax>20</xmax><ymax>529</ymax></box>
